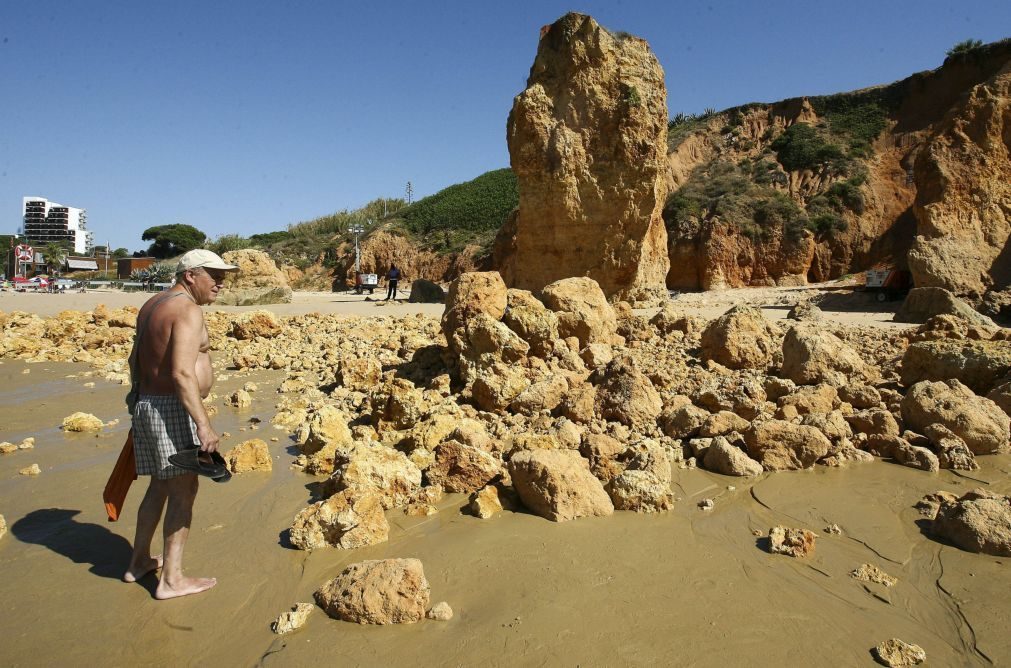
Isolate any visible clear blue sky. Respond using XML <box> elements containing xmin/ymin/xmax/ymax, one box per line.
<box><xmin>2</xmin><ymin>1</ymin><xmax>1008</xmax><ymax>251</ymax></box>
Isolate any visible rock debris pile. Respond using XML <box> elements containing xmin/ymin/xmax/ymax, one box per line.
<box><xmin>1</xmin><ymin>272</ymin><xmax>1009</xmax><ymax>567</ymax></box>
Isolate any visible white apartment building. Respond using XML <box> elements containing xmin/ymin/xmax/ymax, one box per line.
<box><xmin>21</xmin><ymin>196</ymin><xmax>94</xmax><ymax>254</ymax></box>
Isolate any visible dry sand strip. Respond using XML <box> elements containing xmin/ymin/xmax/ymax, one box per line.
<box><xmin>0</xmin><ymin>281</ymin><xmax>907</xmax><ymax>328</ymax></box>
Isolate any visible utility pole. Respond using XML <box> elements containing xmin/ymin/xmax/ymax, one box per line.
<box><xmin>406</xmin><ymin>181</ymin><xmax>414</xmax><ymax>205</ymax></box>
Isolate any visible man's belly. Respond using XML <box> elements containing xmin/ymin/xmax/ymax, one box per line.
<box><xmin>195</xmin><ymin>354</ymin><xmax>214</xmax><ymax>397</ymax></box>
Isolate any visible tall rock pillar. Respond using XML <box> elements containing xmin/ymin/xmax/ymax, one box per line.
<box><xmin>497</xmin><ymin>13</ymin><xmax>670</xmax><ymax>305</ymax></box>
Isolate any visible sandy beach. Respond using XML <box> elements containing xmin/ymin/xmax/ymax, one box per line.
<box><xmin>1</xmin><ymin>286</ymin><xmax>1008</xmax><ymax>667</ymax></box>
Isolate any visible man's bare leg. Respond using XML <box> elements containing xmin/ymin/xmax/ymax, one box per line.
<box><xmin>155</xmin><ymin>473</ymin><xmax>216</xmax><ymax>600</ymax></box>
<box><xmin>124</xmin><ymin>478</ymin><xmax>168</xmax><ymax>583</ymax></box>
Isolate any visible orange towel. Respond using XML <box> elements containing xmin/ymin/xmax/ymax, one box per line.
<box><xmin>103</xmin><ymin>430</ymin><xmax>138</xmax><ymax>522</ymax></box>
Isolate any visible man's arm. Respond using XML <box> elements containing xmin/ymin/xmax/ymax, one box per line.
<box><xmin>169</xmin><ymin>305</ymin><xmax>219</xmax><ymax>453</ymax></box>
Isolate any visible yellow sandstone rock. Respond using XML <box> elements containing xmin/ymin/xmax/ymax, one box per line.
<box><xmin>271</xmin><ymin>602</ymin><xmax>313</xmax><ymax>634</ymax></box>
<box><xmin>224</xmin><ymin>439</ymin><xmax>272</xmax><ymax>474</ymax></box>
<box><xmin>19</xmin><ymin>464</ymin><xmax>41</xmax><ymax>476</ymax></box>
<box><xmin>62</xmin><ymin>412</ymin><xmax>104</xmax><ymax>432</ymax></box>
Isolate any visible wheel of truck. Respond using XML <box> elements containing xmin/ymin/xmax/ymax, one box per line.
<box><xmin>876</xmin><ymin>291</ymin><xmax>887</xmax><ymax>303</ymax></box>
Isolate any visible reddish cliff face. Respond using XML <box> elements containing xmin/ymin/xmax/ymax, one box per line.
<box><xmin>663</xmin><ymin>40</ymin><xmax>1011</xmax><ymax>301</ymax></box>
<box><xmin>908</xmin><ymin>61</ymin><xmax>1011</xmax><ymax>298</ymax></box>
<box><xmin>333</xmin><ymin>230</ymin><xmax>481</xmax><ymax>288</ymax></box>
<box><xmin>497</xmin><ymin>13</ymin><xmax>670</xmax><ymax>306</ymax></box>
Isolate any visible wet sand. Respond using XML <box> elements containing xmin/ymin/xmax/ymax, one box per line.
<box><xmin>1</xmin><ymin>287</ymin><xmax>1008</xmax><ymax>666</ymax></box>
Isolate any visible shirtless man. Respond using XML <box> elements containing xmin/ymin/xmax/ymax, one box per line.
<box><xmin>123</xmin><ymin>249</ymin><xmax>238</xmax><ymax>599</ymax></box>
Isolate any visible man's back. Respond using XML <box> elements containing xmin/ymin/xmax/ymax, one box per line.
<box><xmin>136</xmin><ymin>291</ymin><xmax>211</xmax><ymax>396</ymax></box>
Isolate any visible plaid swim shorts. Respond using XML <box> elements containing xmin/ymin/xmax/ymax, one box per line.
<box><xmin>132</xmin><ymin>394</ymin><xmax>200</xmax><ymax>479</ymax></box>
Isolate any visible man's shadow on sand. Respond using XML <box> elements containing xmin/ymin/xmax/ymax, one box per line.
<box><xmin>11</xmin><ymin>508</ymin><xmax>157</xmax><ymax>594</ymax></box>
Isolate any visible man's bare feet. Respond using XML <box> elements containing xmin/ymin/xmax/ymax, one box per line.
<box><xmin>123</xmin><ymin>555</ymin><xmax>164</xmax><ymax>583</ymax></box>
<box><xmin>155</xmin><ymin>576</ymin><xmax>217</xmax><ymax>600</ymax></box>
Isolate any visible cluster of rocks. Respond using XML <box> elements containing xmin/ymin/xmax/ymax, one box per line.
<box><xmin>0</xmin><ymin>438</ymin><xmax>34</xmax><ymax>455</ymax></box>
<box><xmin>1</xmin><ymin>271</ymin><xmax>1009</xmax><ymax>562</ymax></box>
<box><xmin>260</xmin><ymin>272</ymin><xmax>1011</xmax><ymax>561</ymax></box>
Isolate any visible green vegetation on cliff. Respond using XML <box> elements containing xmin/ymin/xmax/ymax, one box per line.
<box><xmin>204</xmin><ymin>170</ymin><xmax>517</xmax><ymax>264</ymax></box>
<box><xmin>663</xmin><ymin>158</ymin><xmax>856</xmax><ymax>244</ymax></box>
<box><xmin>392</xmin><ymin>168</ymin><xmax>518</xmax><ymax>252</ymax></box>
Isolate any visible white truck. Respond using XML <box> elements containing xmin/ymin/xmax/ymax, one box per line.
<box><xmin>864</xmin><ymin>266</ymin><xmax>912</xmax><ymax>302</ymax></box>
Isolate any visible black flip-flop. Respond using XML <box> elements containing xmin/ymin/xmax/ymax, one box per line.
<box><xmin>168</xmin><ymin>448</ymin><xmax>232</xmax><ymax>482</ymax></box>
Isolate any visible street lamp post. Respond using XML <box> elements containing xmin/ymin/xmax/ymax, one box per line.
<box><xmin>349</xmin><ymin>224</ymin><xmax>364</xmax><ymax>293</ymax></box>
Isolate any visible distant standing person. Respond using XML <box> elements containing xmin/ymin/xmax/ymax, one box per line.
<box><xmin>385</xmin><ymin>263</ymin><xmax>401</xmax><ymax>301</ymax></box>
<box><xmin>123</xmin><ymin>249</ymin><xmax>238</xmax><ymax>599</ymax></box>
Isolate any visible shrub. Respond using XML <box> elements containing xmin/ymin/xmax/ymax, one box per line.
<box><xmin>622</xmin><ymin>84</ymin><xmax>642</xmax><ymax>107</ymax></box>
<box><xmin>663</xmin><ymin>191</ymin><xmax>705</xmax><ymax>229</ymax></box>
<box><xmin>208</xmin><ymin>234</ymin><xmax>253</xmax><ymax>255</ymax></box>
<box><xmin>947</xmin><ymin>39</ymin><xmax>983</xmax><ymax>58</ymax></box>
<box><xmin>770</xmin><ymin>123</ymin><xmax>845</xmax><ymax>172</ymax></box>
<box><xmin>752</xmin><ymin>160</ymin><xmax>786</xmax><ymax>185</ymax></box>
<box><xmin>287</xmin><ymin>198</ymin><xmax>405</xmax><ymax>239</ymax></box>
<box><xmin>825</xmin><ymin>177</ymin><xmax>866</xmax><ymax>214</ymax></box>
<box><xmin>809</xmin><ymin>212</ymin><xmax>847</xmax><ymax>236</ymax></box>
<box><xmin>249</xmin><ymin>231</ymin><xmax>291</xmax><ymax>245</ymax></box>
<box><xmin>753</xmin><ymin>193</ymin><xmax>803</xmax><ymax>230</ymax></box>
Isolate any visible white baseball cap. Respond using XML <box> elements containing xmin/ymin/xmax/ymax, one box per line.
<box><xmin>176</xmin><ymin>249</ymin><xmax>239</xmax><ymax>274</ymax></box>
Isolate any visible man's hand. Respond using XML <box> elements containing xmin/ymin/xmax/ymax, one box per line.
<box><xmin>197</xmin><ymin>424</ymin><xmax>220</xmax><ymax>453</ymax></box>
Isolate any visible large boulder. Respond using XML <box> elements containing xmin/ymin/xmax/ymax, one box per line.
<box><xmin>592</xmin><ymin>356</ymin><xmax>662</xmax><ymax>430</ymax></box>
<box><xmin>703</xmin><ymin>437</ymin><xmax>764</xmax><ymax>476</ymax></box>
<box><xmin>227</xmin><ymin>310</ymin><xmax>282</xmax><ymax>340</ymax></box>
<box><xmin>606</xmin><ymin>440</ymin><xmax>673</xmax><ymax>512</ymax></box>
<box><xmin>288</xmin><ymin>490</ymin><xmax>389</xmax><ymax>551</ymax></box>
<box><xmin>900</xmin><ymin>339</ymin><xmax>1011</xmax><ymax>394</ymax></box>
<box><xmin>408</xmin><ymin>279</ymin><xmax>445</xmax><ymax>303</ymax></box>
<box><xmin>780</xmin><ymin>325</ymin><xmax>873</xmax><ymax>386</ymax></box>
<box><xmin>508</xmin><ymin>449</ymin><xmax>614</xmax><ymax>522</ymax></box>
<box><xmin>425</xmin><ymin>440</ymin><xmax>501</xmax><ymax>493</ymax></box>
<box><xmin>900</xmin><ymin>380</ymin><xmax>1010</xmax><ymax>455</ymax></box>
<box><xmin>224</xmin><ymin>438</ymin><xmax>272</xmax><ymax>473</ymax></box>
<box><xmin>744</xmin><ymin>420</ymin><xmax>832</xmax><ymax>470</ymax></box>
<box><xmin>470</xmin><ymin>362</ymin><xmax>531</xmax><ymax>413</ymax></box>
<box><xmin>659</xmin><ymin>403</ymin><xmax>709</xmax><ymax>439</ymax></box>
<box><xmin>301</xmin><ymin>405</ymin><xmax>354</xmax><ymax>456</ymax></box>
<box><xmin>502</xmin><ymin>289</ymin><xmax>559</xmax><ymax>354</ymax></box>
<box><xmin>924</xmin><ymin>424</ymin><xmax>978</xmax><ymax>471</ymax></box>
<box><xmin>217</xmin><ymin>249</ymin><xmax>292</xmax><ymax>305</ymax></box>
<box><xmin>328</xmin><ymin>445</ymin><xmax>422</xmax><ymax>509</ymax></box>
<box><xmin>336</xmin><ymin>357</ymin><xmax>383</xmax><ymax>392</ymax></box>
<box><xmin>932</xmin><ymin>489</ymin><xmax>1011</xmax><ymax>556</ymax></box>
<box><xmin>458</xmin><ymin>313</ymin><xmax>530</xmax><ymax>364</ymax></box>
<box><xmin>700</xmin><ymin>306</ymin><xmax>780</xmax><ymax>370</ymax></box>
<box><xmin>510</xmin><ymin>373</ymin><xmax>569</xmax><ymax>415</ymax></box>
<box><xmin>371</xmin><ymin>380</ymin><xmax>427</xmax><ymax>431</ymax></box>
<box><xmin>315</xmin><ymin>559</ymin><xmax>431</xmax><ymax>624</ymax></box>
<box><xmin>540</xmin><ymin>277</ymin><xmax>618</xmax><ymax>347</ymax></box>
<box><xmin>988</xmin><ymin>381</ymin><xmax>1011</xmax><ymax>419</ymax></box>
<box><xmin>579</xmin><ymin>433</ymin><xmax>627</xmax><ymax>483</ymax></box>
<box><xmin>62</xmin><ymin>412</ymin><xmax>104</xmax><ymax>432</ymax></box>
<box><xmin>441</xmin><ymin>272</ymin><xmax>508</xmax><ymax>351</ymax></box>
<box><xmin>496</xmin><ymin>13</ymin><xmax>670</xmax><ymax>305</ymax></box>
<box><xmin>894</xmin><ymin>287</ymin><xmax>998</xmax><ymax>327</ymax></box>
